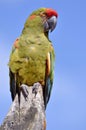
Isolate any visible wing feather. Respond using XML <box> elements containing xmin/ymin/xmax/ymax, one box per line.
<box><xmin>44</xmin><ymin>50</ymin><xmax>55</xmax><ymax>108</ymax></box>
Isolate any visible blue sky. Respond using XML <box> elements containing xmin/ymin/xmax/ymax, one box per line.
<box><xmin>0</xmin><ymin>0</ymin><xmax>86</xmax><ymax>130</ymax></box>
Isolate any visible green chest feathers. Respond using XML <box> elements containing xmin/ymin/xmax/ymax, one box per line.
<box><xmin>9</xmin><ymin>36</ymin><xmax>53</xmax><ymax>85</ymax></box>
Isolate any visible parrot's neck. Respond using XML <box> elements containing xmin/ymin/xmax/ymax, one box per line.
<box><xmin>21</xmin><ymin>16</ymin><xmax>44</xmax><ymax>36</ymax></box>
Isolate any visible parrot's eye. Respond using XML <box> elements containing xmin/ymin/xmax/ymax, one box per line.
<box><xmin>40</xmin><ymin>12</ymin><xmax>46</xmax><ymax>17</ymax></box>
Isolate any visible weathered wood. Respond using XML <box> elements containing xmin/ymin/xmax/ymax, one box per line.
<box><xmin>0</xmin><ymin>83</ymin><xmax>46</xmax><ymax>130</ymax></box>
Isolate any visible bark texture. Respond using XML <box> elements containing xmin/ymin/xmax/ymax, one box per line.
<box><xmin>0</xmin><ymin>83</ymin><xmax>46</xmax><ymax>130</ymax></box>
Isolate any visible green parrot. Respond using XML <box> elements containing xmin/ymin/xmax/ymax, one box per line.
<box><xmin>9</xmin><ymin>8</ymin><xmax>58</xmax><ymax>108</ymax></box>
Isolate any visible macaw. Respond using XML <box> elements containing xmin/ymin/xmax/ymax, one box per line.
<box><xmin>9</xmin><ymin>8</ymin><xmax>58</xmax><ymax>108</ymax></box>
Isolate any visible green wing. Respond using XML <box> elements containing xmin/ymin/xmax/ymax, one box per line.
<box><xmin>9</xmin><ymin>44</ymin><xmax>20</xmax><ymax>103</ymax></box>
<box><xmin>44</xmin><ymin>50</ymin><xmax>55</xmax><ymax>108</ymax></box>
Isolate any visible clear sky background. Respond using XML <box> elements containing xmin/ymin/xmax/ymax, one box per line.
<box><xmin>0</xmin><ymin>0</ymin><xmax>86</xmax><ymax>130</ymax></box>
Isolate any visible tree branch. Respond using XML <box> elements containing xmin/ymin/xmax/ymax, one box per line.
<box><xmin>0</xmin><ymin>83</ymin><xmax>46</xmax><ymax>130</ymax></box>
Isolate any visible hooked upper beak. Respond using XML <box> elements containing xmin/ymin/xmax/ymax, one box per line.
<box><xmin>44</xmin><ymin>16</ymin><xmax>57</xmax><ymax>32</ymax></box>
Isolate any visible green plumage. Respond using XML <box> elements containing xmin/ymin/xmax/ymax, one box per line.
<box><xmin>9</xmin><ymin>34</ymin><xmax>54</xmax><ymax>85</ymax></box>
<box><xmin>9</xmin><ymin>8</ymin><xmax>55</xmax><ymax>107</ymax></box>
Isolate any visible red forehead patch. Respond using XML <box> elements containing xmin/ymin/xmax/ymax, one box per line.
<box><xmin>46</xmin><ymin>8</ymin><xmax>58</xmax><ymax>18</ymax></box>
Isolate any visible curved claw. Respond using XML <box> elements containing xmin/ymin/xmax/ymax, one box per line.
<box><xmin>20</xmin><ymin>84</ymin><xmax>29</xmax><ymax>101</ymax></box>
<box><xmin>32</xmin><ymin>83</ymin><xmax>40</xmax><ymax>97</ymax></box>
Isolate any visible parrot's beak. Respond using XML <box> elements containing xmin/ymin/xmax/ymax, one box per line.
<box><xmin>44</xmin><ymin>16</ymin><xmax>57</xmax><ymax>32</ymax></box>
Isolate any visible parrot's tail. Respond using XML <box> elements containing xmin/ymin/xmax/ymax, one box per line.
<box><xmin>9</xmin><ymin>70</ymin><xmax>21</xmax><ymax>105</ymax></box>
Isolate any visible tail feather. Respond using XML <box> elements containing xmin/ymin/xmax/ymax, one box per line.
<box><xmin>9</xmin><ymin>69</ymin><xmax>20</xmax><ymax>104</ymax></box>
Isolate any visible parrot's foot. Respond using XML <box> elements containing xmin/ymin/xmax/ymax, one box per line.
<box><xmin>20</xmin><ymin>84</ymin><xmax>29</xmax><ymax>101</ymax></box>
<box><xmin>32</xmin><ymin>82</ymin><xmax>41</xmax><ymax>97</ymax></box>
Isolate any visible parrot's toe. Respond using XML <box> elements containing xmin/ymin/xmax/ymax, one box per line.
<box><xmin>20</xmin><ymin>84</ymin><xmax>29</xmax><ymax>100</ymax></box>
<box><xmin>32</xmin><ymin>82</ymin><xmax>41</xmax><ymax>96</ymax></box>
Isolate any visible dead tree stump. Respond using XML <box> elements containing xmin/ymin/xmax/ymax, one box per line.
<box><xmin>0</xmin><ymin>83</ymin><xmax>46</xmax><ymax>130</ymax></box>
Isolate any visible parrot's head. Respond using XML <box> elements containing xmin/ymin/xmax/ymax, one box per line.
<box><xmin>42</xmin><ymin>8</ymin><xmax>58</xmax><ymax>32</ymax></box>
<box><xmin>23</xmin><ymin>8</ymin><xmax>58</xmax><ymax>36</ymax></box>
